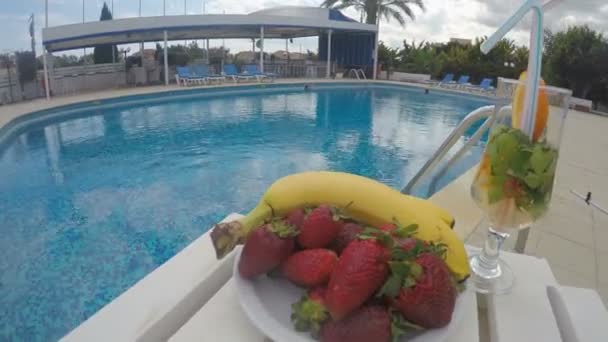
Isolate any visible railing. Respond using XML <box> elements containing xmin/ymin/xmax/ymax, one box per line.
<box><xmin>401</xmin><ymin>103</ymin><xmax>510</xmax><ymax>195</ymax></box>
<box><xmin>346</xmin><ymin>68</ymin><xmax>366</xmax><ymax>80</ymax></box>
<box><xmin>262</xmin><ymin>61</ymin><xmax>329</xmax><ymax>78</ymax></box>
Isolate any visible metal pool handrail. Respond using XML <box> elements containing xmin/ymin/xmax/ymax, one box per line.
<box><xmin>401</xmin><ymin>103</ymin><xmax>510</xmax><ymax>195</ymax></box>
<box><xmin>347</xmin><ymin>68</ymin><xmax>366</xmax><ymax>80</ymax></box>
<box><xmin>426</xmin><ymin>105</ymin><xmax>512</xmax><ymax>197</ymax></box>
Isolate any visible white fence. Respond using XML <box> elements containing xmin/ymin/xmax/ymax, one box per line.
<box><xmin>263</xmin><ymin>61</ymin><xmax>329</xmax><ymax>78</ymax></box>
<box><xmin>49</xmin><ymin>63</ymin><xmax>126</xmax><ymax>96</ymax></box>
<box><xmin>378</xmin><ymin>71</ymin><xmax>431</xmax><ymax>83</ymax></box>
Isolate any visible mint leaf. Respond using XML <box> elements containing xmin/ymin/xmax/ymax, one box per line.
<box><xmin>496</xmin><ymin>132</ymin><xmax>520</xmax><ymax>163</ymax></box>
<box><xmin>524</xmin><ymin>173</ymin><xmax>542</xmax><ymax>189</ymax></box>
<box><xmin>530</xmin><ymin>145</ymin><xmax>553</xmax><ymax>174</ymax></box>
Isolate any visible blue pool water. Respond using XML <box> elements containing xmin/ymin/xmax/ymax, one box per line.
<box><xmin>0</xmin><ymin>84</ymin><xmax>490</xmax><ymax>341</ymax></box>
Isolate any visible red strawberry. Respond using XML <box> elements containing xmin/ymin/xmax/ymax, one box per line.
<box><xmin>325</xmin><ymin>240</ymin><xmax>390</xmax><ymax>320</ymax></box>
<box><xmin>378</xmin><ymin>223</ymin><xmax>396</xmax><ymax>232</ymax></box>
<box><xmin>283</xmin><ymin>249</ymin><xmax>338</xmax><ymax>288</ymax></box>
<box><xmin>298</xmin><ymin>205</ymin><xmax>344</xmax><ymax>249</ymax></box>
<box><xmin>286</xmin><ymin>208</ymin><xmax>306</xmax><ymax>229</ymax></box>
<box><xmin>398</xmin><ymin>237</ymin><xmax>430</xmax><ymax>252</ymax></box>
<box><xmin>320</xmin><ymin>305</ymin><xmax>391</xmax><ymax>342</ymax></box>
<box><xmin>332</xmin><ymin>222</ymin><xmax>363</xmax><ymax>254</ymax></box>
<box><xmin>291</xmin><ymin>287</ymin><xmax>329</xmax><ymax>338</ymax></box>
<box><xmin>238</xmin><ymin>220</ymin><xmax>298</xmax><ymax>279</ymax></box>
<box><xmin>390</xmin><ymin>253</ymin><xmax>456</xmax><ymax>328</ymax></box>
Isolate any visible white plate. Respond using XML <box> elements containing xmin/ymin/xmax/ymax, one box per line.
<box><xmin>233</xmin><ymin>247</ymin><xmax>474</xmax><ymax>342</ymax></box>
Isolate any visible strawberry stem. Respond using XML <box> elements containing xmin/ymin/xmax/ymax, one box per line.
<box><xmin>291</xmin><ymin>295</ymin><xmax>329</xmax><ymax>338</ymax></box>
<box><xmin>268</xmin><ymin>219</ymin><xmax>299</xmax><ymax>238</ymax></box>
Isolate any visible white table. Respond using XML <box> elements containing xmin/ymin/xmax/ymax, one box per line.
<box><xmin>168</xmin><ymin>246</ymin><xmax>608</xmax><ymax>342</ymax></box>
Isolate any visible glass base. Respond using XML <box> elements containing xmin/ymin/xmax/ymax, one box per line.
<box><xmin>469</xmin><ymin>255</ymin><xmax>514</xmax><ymax>294</ymax></box>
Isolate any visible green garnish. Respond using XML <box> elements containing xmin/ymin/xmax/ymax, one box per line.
<box><xmin>483</xmin><ymin>124</ymin><xmax>558</xmax><ymax>219</ymax></box>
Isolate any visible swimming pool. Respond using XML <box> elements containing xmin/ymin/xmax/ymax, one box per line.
<box><xmin>0</xmin><ymin>83</ymin><xmax>491</xmax><ymax>340</ymax></box>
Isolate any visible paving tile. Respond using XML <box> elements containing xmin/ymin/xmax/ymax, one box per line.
<box><xmin>535</xmin><ymin>232</ymin><xmax>596</xmax><ymax>280</ymax></box>
<box><xmin>593</xmin><ymin>210</ymin><xmax>608</xmax><ymax>253</ymax></box>
<box><xmin>597</xmin><ymin>251</ymin><xmax>608</xmax><ymax>285</ymax></box>
<box><xmin>551</xmin><ymin>265</ymin><xmax>597</xmax><ymax>289</ymax></box>
<box><xmin>534</xmin><ymin>212</ymin><xmax>594</xmax><ymax>248</ymax></box>
<box><xmin>546</xmin><ymin>192</ymin><xmax>594</xmax><ymax>225</ymax></box>
<box><xmin>596</xmin><ymin>282</ymin><xmax>608</xmax><ymax>310</ymax></box>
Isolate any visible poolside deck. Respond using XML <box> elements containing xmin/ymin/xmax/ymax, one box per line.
<box><xmin>1</xmin><ymin>79</ymin><xmax>606</xmax><ymax>308</ymax></box>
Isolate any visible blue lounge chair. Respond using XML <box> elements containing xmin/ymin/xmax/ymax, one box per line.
<box><xmin>222</xmin><ymin>64</ymin><xmax>256</xmax><ymax>83</ymax></box>
<box><xmin>175</xmin><ymin>66</ymin><xmax>205</xmax><ymax>86</ymax></box>
<box><xmin>192</xmin><ymin>65</ymin><xmax>225</xmax><ymax>84</ymax></box>
<box><xmin>465</xmin><ymin>78</ymin><xmax>495</xmax><ymax>94</ymax></box>
<box><xmin>437</xmin><ymin>73</ymin><xmax>454</xmax><ymax>86</ymax></box>
<box><xmin>478</xmin><ymin>78</ymin><xmax>495</xmax><ymax>91</ymax></box>
<box><xmin>242</xmin><ymin>64</ymin><xmax>278</xmax><ymax>82</ymax></box>
<box><xmin>454</xmin><ymin>75</ymin><xmax>471</xmax><ymax>87</ymax></box>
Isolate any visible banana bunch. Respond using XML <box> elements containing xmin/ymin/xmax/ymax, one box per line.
<box><xmin>210</xmin><ymin>171</ymin><xmax>470</xmax><ymax>281</ymax></box>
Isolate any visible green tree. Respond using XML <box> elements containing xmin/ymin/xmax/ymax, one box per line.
<box><xmin>93</xmin><ymin>3</ymin><xmax>118</xmax><ymax>64</ymax></box>
<box><xmin>321</xmin><ymin>0</ymin><xmax>424</xmax><ymax>26</ymax></box>
<box><xmin>377</xmin><ymin>41</ymin><xmax>398</xmax><ymax>77</ymax></box>
<box><xmin>543</xmin><ymin>26</ymin><xmax>608</xmax><ymax>105</ymax></box>
<box><xmin>15</xmin><ymin>51</ymin><xmax>37</xmax><ymax>88</ymax></box>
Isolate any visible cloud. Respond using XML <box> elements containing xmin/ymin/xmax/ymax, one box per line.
<box><xmin>372</xmin><ymin>0</ymin><xmax>608</xmax><ymax>49</ymax></box>
<box><xmin>1</xmin><ymin>0</ymin><xmax>606</xmax><ymax>54</ymax></box>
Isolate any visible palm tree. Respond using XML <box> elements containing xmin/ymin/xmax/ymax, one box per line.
<box><xmin>321</xmin><ymin>0</ymin><xmax>425</xmax><ymax>26</ymax></box>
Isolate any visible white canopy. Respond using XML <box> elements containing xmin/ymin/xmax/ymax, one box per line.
<box><xmin>40</xmin><ymin>6</ymin><xmax>379</xmax><ymax>100</ymax></box>
<box><xmin>42</xmin><ymin>7</ymin><xmax>377</xmax><ymax>52</ymax></box>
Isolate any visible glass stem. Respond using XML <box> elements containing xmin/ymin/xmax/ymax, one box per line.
<box><xmin>478</xmin><ymin>227</ymin><xmax>509</xmax><ymax>272</ymax></box>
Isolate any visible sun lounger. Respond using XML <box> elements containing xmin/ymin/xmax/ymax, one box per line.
<box><xmin>222</xmin><ymin>64</ymin><xmax>256</xmax><ymax>83</ymax></box>
<box><xmin>175</xmin><ymin>66</ymin><xmax>206</xmax><ymax>86</ymax></box>
<box><xmin>242</xmin><ymin>64</ymin><xmax>278</xmax><ymax>82</ymax></box>
<box><xmin>192</xmin><ymin>65</ymin><xmax>225</xmax><ymax>84</ymax></box>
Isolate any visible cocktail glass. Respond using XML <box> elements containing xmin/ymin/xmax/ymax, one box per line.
<box><xmin>468</xmin><ymin>79</ymin><xmax>571</xmax><ymax>294</ymax></box>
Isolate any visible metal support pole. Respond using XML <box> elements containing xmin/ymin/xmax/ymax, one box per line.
<box><xmin>82</xmin><ymin>0</ymin><xmax>86</xmax><ymax>58</ymax></box>
<box><xmin>111</xmin><ymin>0</ymin><xmax>115</xmax><ymax>64</ymax></box>
<box><xmin>259</xmin><ymin>26</ymin><xmax>264</xmax><ymax>73</ymax></box>
<box><xmin>163</xmin><ymin>0</ymin><xmax>166</xmax><ymax>16</ymax></box>
<box><xmin>206</xmin><ymin>39</ymin><xmax>210</xmax><ymax>64</ymax></box>
<box><xmin>44</xmin><ymin>0</ymin><xmax>50</xmax><ymax>99</ymax></box>
<box><xmin>164</xmin><ymin>30</ymin><xmax>169</xmax><ymax>86</ymax></box>
<box><xmin>373</xmin><ymin>31</ymin><xmax>379</xmax><ymax>80</ymax></box>
<box><xmin>326</xmin><ymin>29</ymin><xmax>332</xmax><ymax>78</ymax></box>
<box><xmin>139</xmin><ymin>0</ymin><xmax>144</xmax><ymax>65</ymax></box>
<box><xmin>43</xmin><ymin>52</ymin><xmax>50</xmax><ymax>100</ymax></box>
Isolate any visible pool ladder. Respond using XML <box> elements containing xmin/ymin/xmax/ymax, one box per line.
<box><xmin>347</xmin><ymin>68</ymin><xmax>367</xmax><ymax>80</ymax></box>
<box><xmin>401</xmin><ymin>103</ymin><xmax>531</xmax><ymax>253</ymax></box>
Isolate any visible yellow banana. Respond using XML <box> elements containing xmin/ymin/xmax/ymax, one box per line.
<box><xmin>210</xmin><ymin>171</ymin><xmax>470</xmax><ymax>280</ymax></box>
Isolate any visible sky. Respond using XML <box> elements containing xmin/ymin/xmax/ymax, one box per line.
<box><xmin>0</xmin><ymin>0</ymin><xmax>607</xmax><ymax>56</ymax></box>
